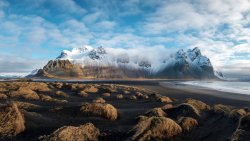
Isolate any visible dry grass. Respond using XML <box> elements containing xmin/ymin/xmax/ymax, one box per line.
<box><xmin>78</xmin><ymin>91</ymin><xmax>88</xmax><ymax>97</ymax></box>
<box><xmin>116</xmin><ymin>94</ymin><xmax>124</xmax><ymax>99</ymax></box>
<box><xmin>212</xmin><ymin>104</ymin><xmax>234</xmax><ymax>116</ymax></box>
<box><xmin>83</xmin><ymin>86</ymin><xmax>99</xmax><ymax>93</ymax></box>
<box><xmin>39</xmin><ymin>94</ymin><xmax>67</xmax><ymax>104</ymax></box>
<box><xmin>135</xmin><ymin>92</ymin><xmax>149</xmax><ymax>100</ymax></box>
<box><xmin>229</xmin><ymin>109</ymin><xmax>247</xmax><ymax>120</ymax></box>
<box><xmin>53</xmin><ymin>83</ymin><xmax>64</xmax><ymax>89</ymax></box>
<box><xmin>0</xmin><ymin>93</ymin><xmax>7</xmax><ymax>100</ymax></box>
<box><xmin>230</xmin><ymin>114</ymin><xmax>250</xmax><ymax>141</ymax></box>
<box><xmin>130</xmin><ymin>95</ymin><xmax>137</xmax><ymax>101</ymax></box>
<box><xmin>39</xmin><ymin>123</ymin><xmax>100</xmax><ymax>141</ymax></box>
<box><xmin>9</xmin><ymin>87</ymin><xmax>40</xmax><ymax>100</ymax></box>
<box><xmin>185</xmin><ymin>98</ymin><xmax>210</xmax><ymax>113</ymax></box>
<box><xmin>26</xmin><ymin>82</ymin><xmax>51</xmax><ymax>92</ymax></box>
<box><xmin>67</xmin><ymin>83</ymin><xmax>87</xmax><ymax>91</ymax></box>
<box><xmin>161</xmin><ymin>104</ymin><xmax>173</xmax><ymax>110</ymax></box>
<box><xmin>130</xmin><ymin>116</ymin><xmax>182</xmax><ymax>141</ymax></box>
<box><xmin>93</xmin><ymin>97</ymin><xmax>106</xmax><ymax>103</ymax></box>
<box><xmin>145</xmin><ymin>108</ymin><xmax>167</xmax><ymax>117</ymax></box>
<box><xmin>0</xmin><ymin>103</ymin><xmax>25</xmax><ymax>137</ymax></box>
<box><xmin>102</xmin><ymin>93</ymin><xmax>111</xmax><ymax>97</ymax></box>
<box><xmin>157</xmin><ymin>96</ymin><xmax>173</xmax><ymax>103</ymax></box>
<box><xmin>14</xmin><ymin>101</ymin><xmax>40</xmax><ymax>109</ymax></box>
<box><xmin>123</xmin><ymin>90</ymin><xmax>130</xmax><ymax>94</ymax></box>
<box><xmin>164</xmin><ymin>103</ymin><xmax>200</xmax><ymax>119</ymax></box>
<box><xmin>55</xmin><ymin>91</ymin><xmax>68</xmax><ymax>98</ymax></box>
<box><xmin>177</xmin><ymin>117</ymin><xmax>198</xmax><ymax>132</ymax></box>
<box><xmin>80</xmin><ymin>103</ymin><xmax>118</xmax><ymax>120</ymax></box>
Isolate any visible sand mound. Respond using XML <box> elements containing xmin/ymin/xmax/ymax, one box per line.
<box><xmin>164</xmin><ymin>103</ymin><xmax>200</xmax><ymax>119</ymax></box>
<box><xmin>0</xmin><ymin>93</ymin><xmax>7</xmax><ymax>100</ymax></box>
<box><xmin>130</xmin><ymin>116</ymin><xmax>182</xmax><ymax>141</ymax></box>
<box><xmin>67</xmin><ymin>83</ymin><xmax>86</xmax><ymax>91</ymax></box>
<box><xmin>229</xmin><ymin>109</ymin><xmax>247</xmax><ymax>120</ymax></box>
<box><xmin>161</xmin><ymin>104</ymin><xmax>173</xmax><ymax>110</ymax></box>
<box><xmin>157</xmin><ymin>96</ymin><xmax>173</xmax><ymax>103</ymax></box>
<box><xmin>185</xmin><ymin>98</ymin><xmax>210</xmax><ymax>112</ymax></box>
<box><xmin>55</xmin><ymin>91</ymin><xmax>68</xmax><ymax>98</ymax></box>
<box><xmin>0</xmin><ymin>103</ymin><xmax>25</xmax><ymax>137</ymax></box>
<box><xmin>116</xmin><ymin>94</ymin><xmax>124</xmax><ymax>99</ymax></box>
<box><xmin>78</xmin><ymin>91</ymin><xmax>89</xmax><ymax>97</ymax></box>
<box><xmin>145</xmin><ymin>108</ymin><xmax>166</xmax><ymax>117</ymax></box>
<box><xmin>130</xmin><ymin>95</ymin><xmax>137</xmax><ymax>101</ymax></box>
<box><xmin>53</xmin><ymin>83</ymin><xmax>64</xmax><ymax>89</ymax></box>
<box><xmin>123</xmin><ymin>90</ymin><xmax>130</xmax><ymax>94</ymax></box>
<box><xmin>80</xmin><ymin>103</ymin><xmax>118</xmax><ymax>120</ymax></box>
<box><xmin>93</xmin><ymin>97</ymin><xmax>106</xmax><ymax>103</ymax></box>
<box><xmin>9</xmin><ymin>87</ymin><xmax>40</xmax><ymax>100</ymax></box>
<box><xmin>83</xmin><ymin>86</ymin><xmax>99</xmax><ymax>93</ymax></box>
<box><xmin>230</xmin><ymin>114</ymin><xmax>250</xmax><ymax>141</ymax></box>
<box><xmin>212</xmin><ymin>104</ymin><xmax>234</xmax><ymax>116</ymax></box>
<box><xmin>135</xmin><ymin>92</ymin><xmax>149</xmax><ymax>100</ymax></box>
<box><xmin>14</xmin><ymin>101</ymin><xmax>40</xmax><ymax>109</ymax></box>
<box><xmin>40</xmin><ymin>94</ymin><xmax>67</xmax><ymax>104</ymax></box>
<box><xmin>177</xmin><ymin>117</ymin><xmax>198</xmax><ymax>132</ymax></box>
<box><xmin>22</xmin><ymin>110</ymin><xmax>55</xmax><ymax>129</ymax></box>
<box><xmin>39</xmin><ymin>123</ymin><xmax>100</xmax><ymax>141</ymax></box>
<box><xmin>102</xmin><ymin>93</ymin><xmax>111</xmax><ymax>97</ymax></box>
<box><xmin>26</xmin><ymin>82</ymin><xmax>51</xmax><ymax>92</ymax></box>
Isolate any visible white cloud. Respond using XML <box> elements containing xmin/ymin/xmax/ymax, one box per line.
<box><xmin>49</xmin><ymin>0</ymin><xmax>86</xmax><ymax>14</ymax></box>
<box><xmin>0</xmin><ymin>54</ymin><xmax>47</xmax><ymax>73</ymax></box>
<box><xmin>82</xmin><ymin>11</ymin><xmax>105</xmax><ymax>24</ymax></box>
<box><xmin>95</xmin><ymin>21</ymin><xmax>116</xmax><ymax>30</ymax></box>
<box><xmin>0</xmin><ymin>0</ymin><xmax>8</xmax><ymax>9</ymax></box>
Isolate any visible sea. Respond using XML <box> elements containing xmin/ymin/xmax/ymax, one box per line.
<box><xmin>180</xmin><ymin>80</ymin><xmax>250</xmax><ymax>95</ymax></box>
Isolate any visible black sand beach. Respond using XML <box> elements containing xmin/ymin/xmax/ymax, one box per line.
<box><xmin>0</xmin><ymin>80</ymin><xmax>249</xmax><ymax>141</ymax></box>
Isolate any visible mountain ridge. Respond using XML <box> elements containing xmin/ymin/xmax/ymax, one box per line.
<box><xmin>31</xmin><ymin>46</ymin><xmax>220</xmax><ymax>79</ymax></box>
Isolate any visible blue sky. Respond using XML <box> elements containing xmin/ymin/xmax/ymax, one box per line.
<box><xmin>0</xmin><ymin>0</ymin><xmax>250</xmax><ymax>76</ymax></box>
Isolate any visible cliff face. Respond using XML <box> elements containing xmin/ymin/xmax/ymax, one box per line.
<box><xmin>34</xmin><ymin>60</ymin><xmax>83</xmax><ymax>78</ymax></box>
<box><xmin>32</xmin><ymin>47</ymin><xmax>217</xmax><ymax>79</ymax></box>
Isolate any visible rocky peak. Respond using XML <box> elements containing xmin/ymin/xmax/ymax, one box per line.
<box><xmin>57</xmin><ymin>52</ymin><xmax>68</xmax><ymax>59</ymax></box>
<box><xmin>43</xmin><ymin>60</ymin><xmax>75</xmax><ymax>71</ymax></box>
<box><xmin>88</xmin><ymin>50</ymin><xmax>100</xmax><ymax>60</ymax></box>
<box><xmin>41</xmin><ymin>59</ymin><xmax>83</xmax><ymax>77</ymax></box>
<box><xmin>96</xmin><ymin>46</ymin><xmax>106</xmax><ymax>54</ymax></box>
<box><xmin>193</xmin><ymin>56</ymin><xmax>212</xmax><ymax>67</ymax></box>
<box><xmin>88</xmin><ymin>46</ymin><xmax>107</xmax><ymax>60</ymax></box>
<box><xmin>187</xmin><ymin>47</ymin><xmax>202</xmax><ymax>61</ymax></box>
<box><xmin>175</xmin><ymin>49</ymin><xmax>187</xmax><ymax>60</ymax></box>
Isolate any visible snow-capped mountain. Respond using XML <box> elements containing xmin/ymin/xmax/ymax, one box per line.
<box><xmin>56</xmin><ymin>46</ymin><xmax>155</xmax><ymax>72</ymax></box>
<box><xmin>33</xmin><ymin>46</ymin><xmax>218</xmax><ymax>79</ymax></box>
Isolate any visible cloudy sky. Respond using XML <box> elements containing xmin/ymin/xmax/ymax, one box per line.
<box><xmin>0</xmin><ymin>0</ymin><xmax>250</xmax><ymax>77</ymax></box>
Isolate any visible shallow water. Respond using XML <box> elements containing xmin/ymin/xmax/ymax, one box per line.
<box><xmin>180</xmin><ymin>81</ymin><xmax>250</xmax><ymax>95</ymax></box>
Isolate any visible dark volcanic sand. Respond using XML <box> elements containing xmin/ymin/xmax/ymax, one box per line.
<box><xmin>80</xmin><ymin>80</ymin><xmax>250</xmax><ymax>107</ymax></box>
<box><xmin>0</xmin><ymin>80</ymin><xmax>249</xmax><ymax>141</ymax></box>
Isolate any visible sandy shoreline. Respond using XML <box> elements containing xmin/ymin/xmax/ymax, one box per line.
<box><xmin>63</xmin><ymin>79</ymin><xmax>250</xmax><ymax>108</ymax></box>
<box><xmin>83</xmin><ymin>80</ymin><xmax>250</xmax><ymax>107</ymax></box>
<box><xmin>4</xmin><ymin>78</ymin><xmax>249</xmax><ymax>107</ymax></box>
